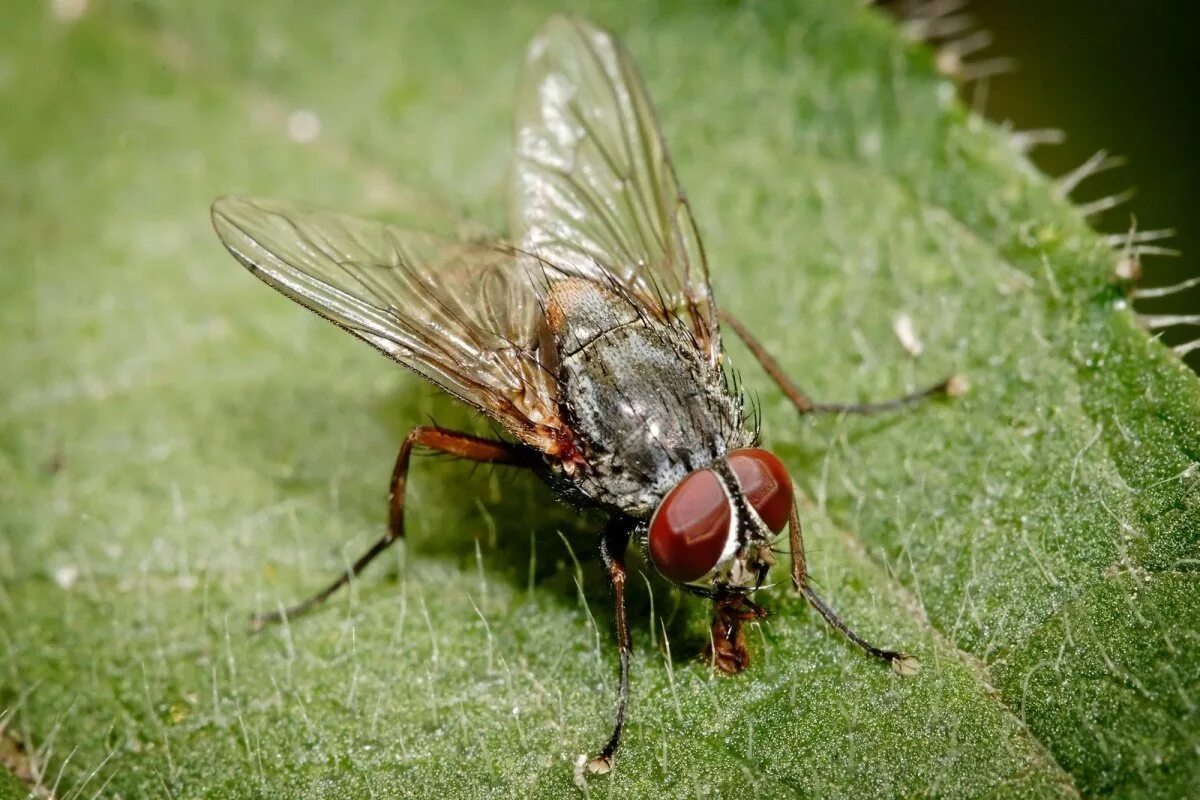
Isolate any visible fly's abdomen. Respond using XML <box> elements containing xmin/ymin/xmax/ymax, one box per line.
<box><xmin>546</xmin><ymin>279</ymin><xmax>743</xmax><ymax>516</ymax></box>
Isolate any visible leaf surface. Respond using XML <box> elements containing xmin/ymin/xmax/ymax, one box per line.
<box><xmin>2</xmin><ymin>1</ymin><xmax>1197</xmax><ymax>797</ymax></box>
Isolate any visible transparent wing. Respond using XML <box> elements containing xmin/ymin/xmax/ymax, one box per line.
<box><xmin>510</xmin><ymin>15</ymin><xmax>721</xmax><ymax>366</ymax></box>
<box><xmin>211</xmin><ymin>195</ymin><xmax>565</xmax><ymax>451</ymax></box>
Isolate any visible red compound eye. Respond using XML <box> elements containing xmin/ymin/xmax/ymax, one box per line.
<box><xmin>727</xmin><ymin>448</ymin><xmax>793</xmax><ymax>533</ymax></box>
<box><xmin>648</xmin><ymin>469</ymin><xmax>731</xmax><ymax>583</ymax></box>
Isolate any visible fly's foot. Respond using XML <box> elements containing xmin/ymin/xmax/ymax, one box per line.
<box><xmin>889</xmin><ymin>652</ymin><xmax>922</xmax><ymax>677</ymax></box>
<box><xmin>586</xmin><ymin>755</ymin><xmax>612</xmax><ymax>774</ymax></box>
<box><xmin>574</xmin><ymin>753</ymin><xmax>613</xmax><ymax>788</ymax></box>
<box><xmin>944</xmin><ymin>374</ymin><xmax>970</xmax><ymax>398</ymax></box>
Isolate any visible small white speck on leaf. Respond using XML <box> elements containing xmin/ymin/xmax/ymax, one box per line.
<box><xmin>287</xmin><ymin>109</ymin><xmax>321</xmax><ymax>143</ymax></box>
<box><xmin>53</xmin><ymin>564</ymin><xmax>79</xmax><ymax>590</ymax></box>
<box><xmin>50</xmin><ymin>0</ymin><xmax>88</xmax><ymax>23</ymax></box>
<box><xmin>858</xmin><ymin>129</ymin><xmax>882</xmax><ymax>159</ymax></box>
<box><xmin>572</xmin><ymin>754</ymin><xmax>590</xmax><ymax>788</ymax></box>
<box><xmin>892</xmin><ymin>312</ymin><xmax>923</xmax><ymax>357</ymax></box>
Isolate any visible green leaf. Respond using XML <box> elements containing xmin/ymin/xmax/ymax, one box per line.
<box><xmin>3</xmin><ymin>1</ymin><xmax>1197</xmax><ymax>797</ymax></box>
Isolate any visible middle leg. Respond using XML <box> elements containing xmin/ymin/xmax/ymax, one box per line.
<box><xmin>720</xmin><ymin>308</ymin><xmax>959</xmax><ymax>415</ymax></box>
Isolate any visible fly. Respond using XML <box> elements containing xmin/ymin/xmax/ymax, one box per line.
<box><xmin>211</xmin><ymin>15</ymin><xmax>958</xmax><ymax>776</ymax></box>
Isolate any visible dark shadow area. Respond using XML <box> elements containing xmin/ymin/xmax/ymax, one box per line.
<box><xmin>346</xmin><ymin>380</ymin><xmax>717</xmax><ymax>660</ymax></box>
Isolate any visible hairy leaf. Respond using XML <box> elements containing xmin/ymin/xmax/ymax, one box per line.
<box><xmin>2</xmin><ymin>1</ymin><xmax>1196</xmax><ymax>797</ymax></box>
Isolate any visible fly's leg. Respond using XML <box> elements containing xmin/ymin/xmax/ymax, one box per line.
<box><xmin>786</xmin><ymin>501</ymin><xmax>919</xmax><ymax>676</ymax></box>
<box><xmin>585</xmin><ymin>517</ymin><xmax>635</xmax><ymax>776</ymax></box>
<box><xmin>251</xmin><ymin>425</ymin><xmax>532</xmax><ymax>630</ymax></box>
<box><xmin>719</xmin><ymin>309</ymin><xmax>961</xmax><ymax>414</ymax></box>
<box><xmin>721</xmin><ymin>309</ymin><xmax>923</xmax><ymax>671</ymax></box>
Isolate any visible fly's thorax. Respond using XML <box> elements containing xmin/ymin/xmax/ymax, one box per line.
<box><xmin>544</xmin><ymin>277</ymin><xmax>641</xmax><ymax>355</ymax></box>
<box><xmin>544</xmin><ymin>278</ymin><xmax>751</xmax><ymax>516</ymax></box>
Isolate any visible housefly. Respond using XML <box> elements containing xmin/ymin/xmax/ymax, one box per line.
<box><xmin>211</xmin><ymin>15</ymin><xmax>956</xmax><ymax>775</ymax></box>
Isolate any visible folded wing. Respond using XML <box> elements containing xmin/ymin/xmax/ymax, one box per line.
<box><xmin>211</xmin><ymin>195</ymin><xmax>565</xmax><ymax>452</ymax></box>
<box><xmin>511</xmin><ymin>15</ymin><xmax>721</xmax><ymax>367</ymax></box>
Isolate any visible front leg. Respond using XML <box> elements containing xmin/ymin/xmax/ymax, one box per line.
<box><xmin>787</xmin><ymin>499</ymin><xmax>919</xmax><ymax>676</ymax></box>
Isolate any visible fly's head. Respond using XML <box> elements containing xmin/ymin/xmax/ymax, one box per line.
<box><xmin>645</xmin><ymin>448</ymin><xmax>793</xmax><ymax>595</ymax></box>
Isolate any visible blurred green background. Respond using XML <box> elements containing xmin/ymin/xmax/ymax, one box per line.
<box><xmin>959</xmin><ymin>0</ymin><xmax>1199</xmax><ymax>356</ymax></box>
